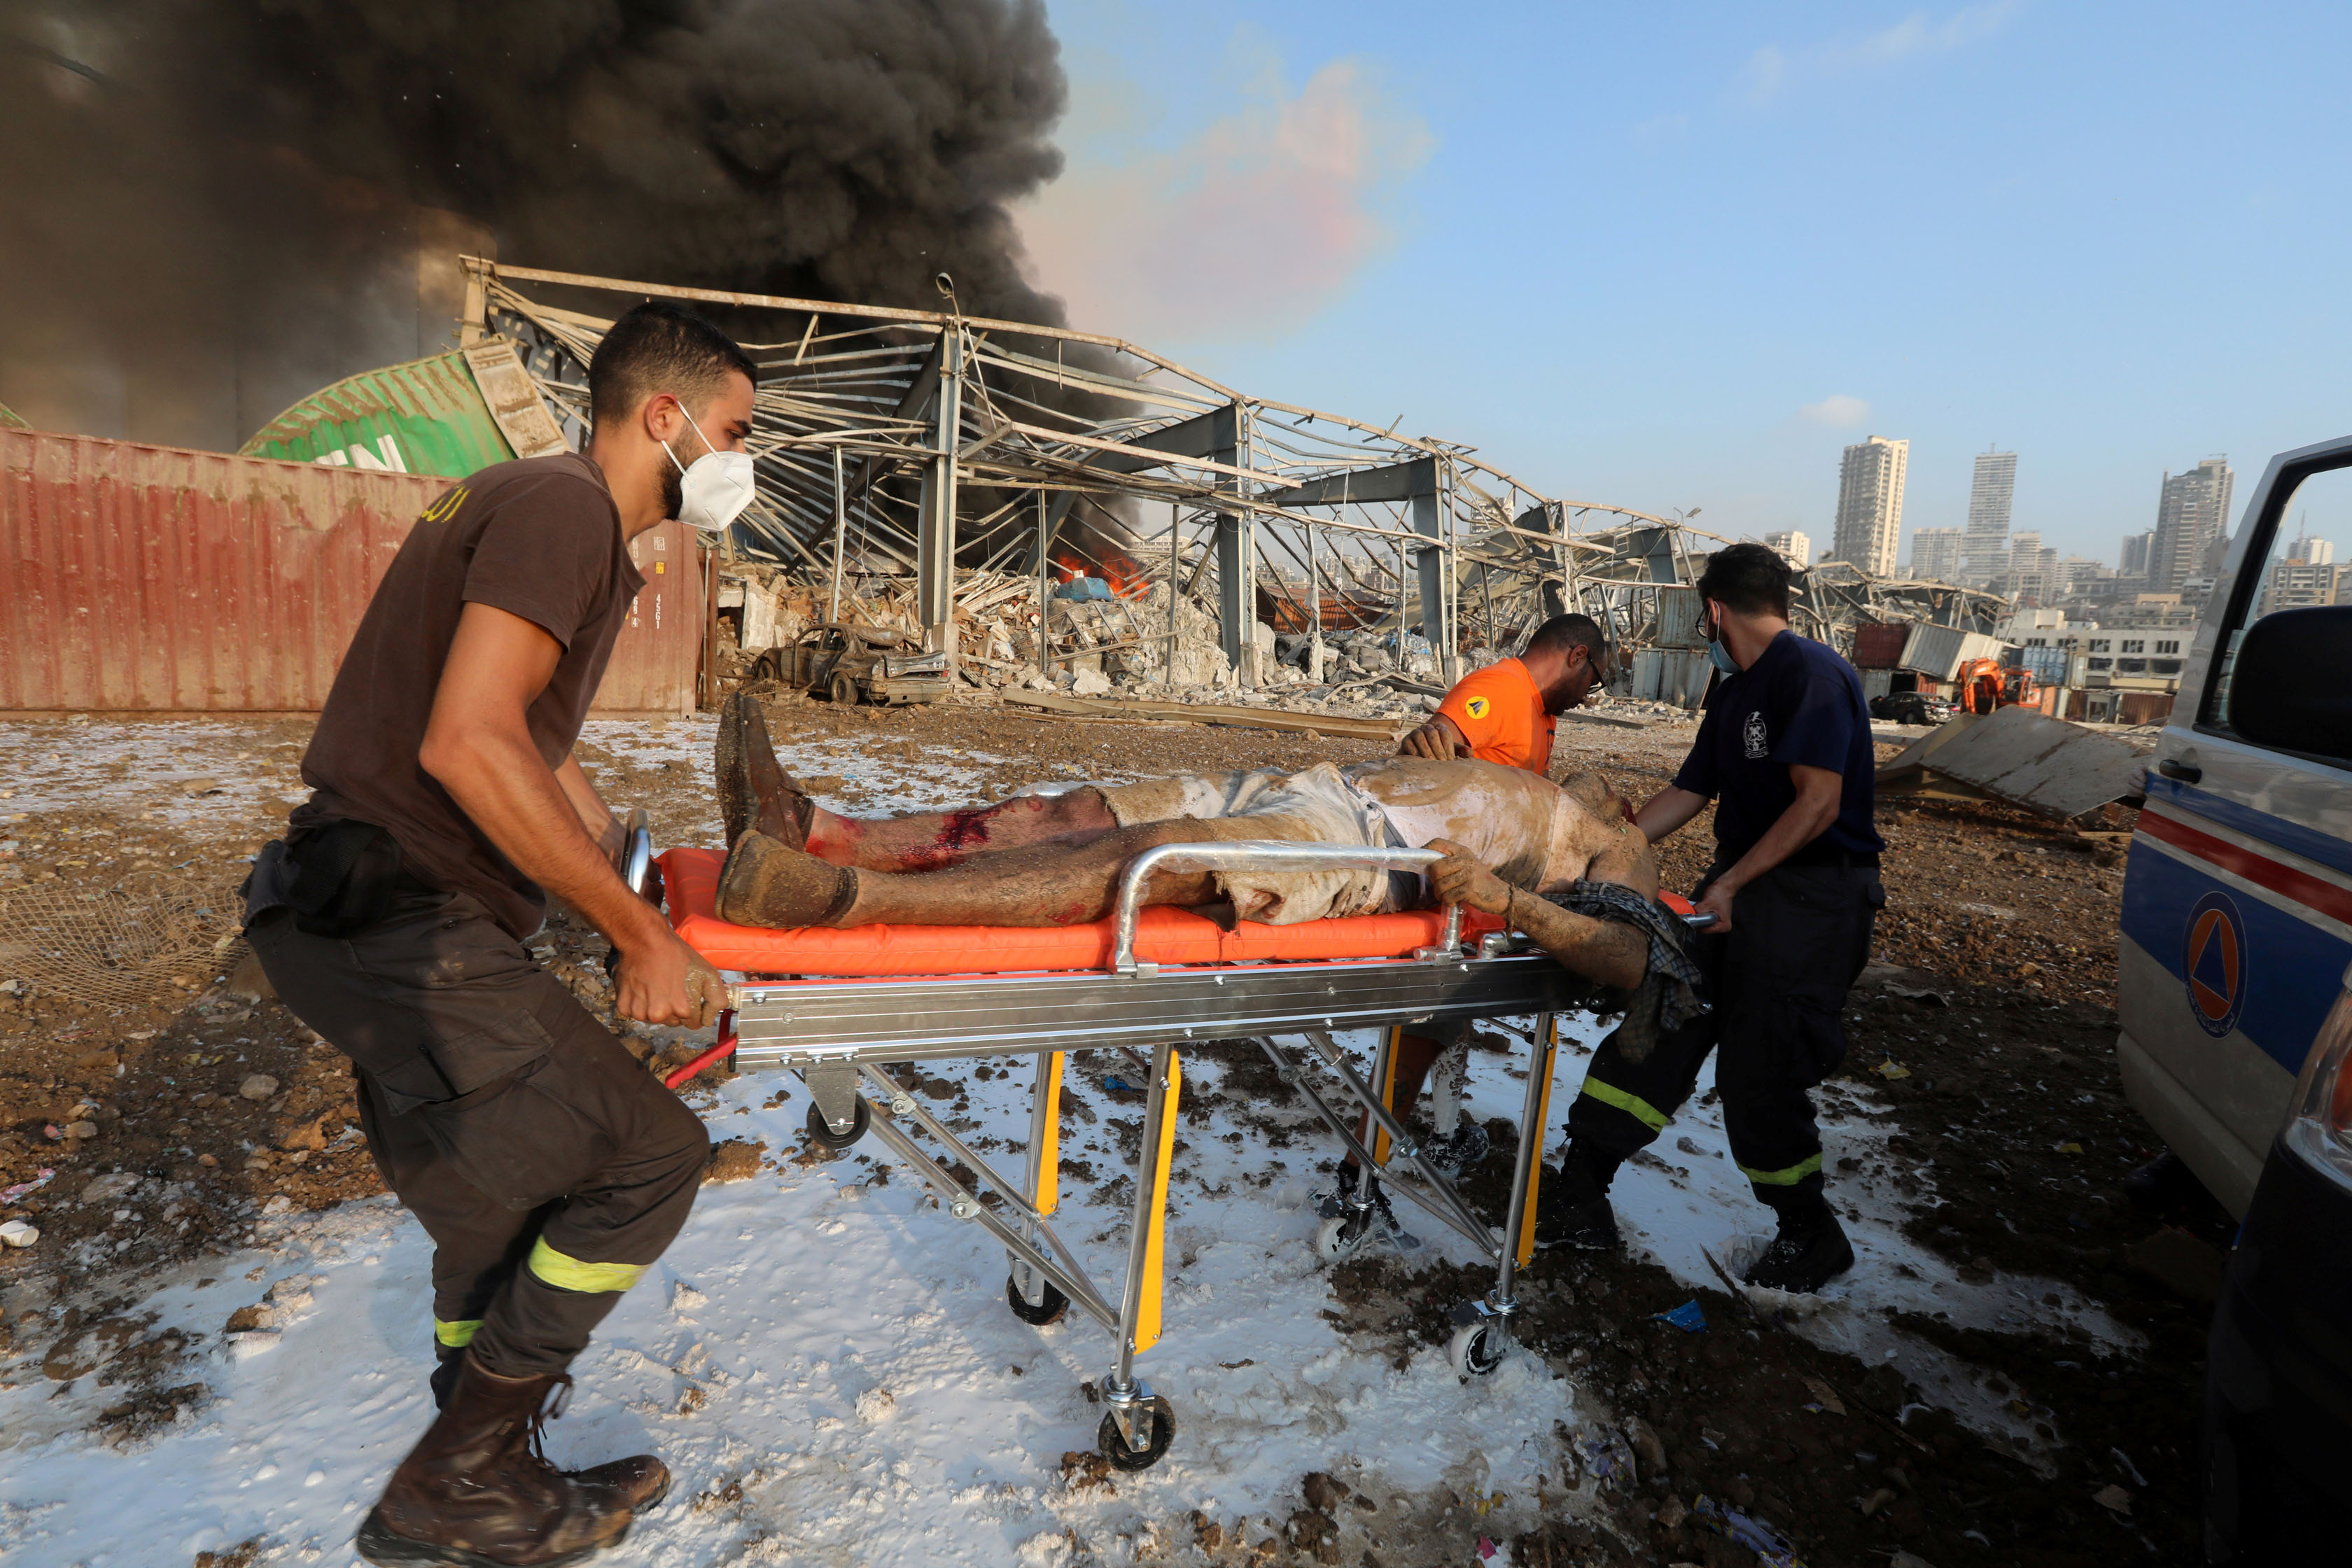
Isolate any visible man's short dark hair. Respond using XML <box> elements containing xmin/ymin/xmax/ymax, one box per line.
<box><xmin>1524</xmin><ymin>613</ymin><xmax>1604</xmax><ymax>664</ymax></box>
<box><xmin>589</xmin><ymin>301</ymin><xmax>757</xmax><ymax>430</ymax></box>
<box><xmin>1696</xmin><ymin>542</ymin><xmax>1791</xmax><ymax>618</ymax></box>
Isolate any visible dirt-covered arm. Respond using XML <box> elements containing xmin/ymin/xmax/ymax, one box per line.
<box><xmin>1426</xmin><ymin>838</ymin><xmax>1646</xmax><ymax>990</ymax></box>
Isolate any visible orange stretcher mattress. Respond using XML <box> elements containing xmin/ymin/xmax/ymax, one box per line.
<box><xmin>659</xmin><ymin>847</ymin><xmax>1520</xmax><ymax>977</ymax></box>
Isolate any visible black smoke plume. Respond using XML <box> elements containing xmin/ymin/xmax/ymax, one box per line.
<box><xmin>0</xmin><ymin>0</ymin><xmax>1070</xmax><ymax>449</ymax></box>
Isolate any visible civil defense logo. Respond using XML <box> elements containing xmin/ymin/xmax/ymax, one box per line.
<box><xmin>2183</xmin><ymin>890</ymin><xmax>2246</xmax><ymax>1039</ymax></box>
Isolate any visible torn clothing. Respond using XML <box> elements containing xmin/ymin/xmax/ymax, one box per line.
<box><xmin>1539</xmin><ymin>880</ymin><xmax>1706</xmax><ymax>1063</ymax></box>
<box><xmin>1086</xmin><ymin>757</ymin><xmax>1591</xmax><ymax>925</ymax></box>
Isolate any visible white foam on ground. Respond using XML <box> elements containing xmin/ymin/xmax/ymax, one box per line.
<box><xmin>1452</xmin><ymin>1011</ymin><xmax>2136</xmax><ymax>1462</ymax></box>
<box><xmin>0</xmin><ymin>1048</ymin><xmax>1604</xmax><ymax>1564</ymax></box>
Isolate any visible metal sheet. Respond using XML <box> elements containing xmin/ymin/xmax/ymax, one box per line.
<box><xmin>1898</xmin><ymin>624</ymin><xmax>2003</xmax><ymax>680</ymax></box>
<box><xmin>0</xmin><ymin>428</ymin><xmax>699</xmax><ymax>714</ymax></box>
<box><xmin>1875</xmin><ymin>705</ymin><xmax>2148</xmax><ymax>818</ymax></box>
<box><xmin>462</xmin><ymin>340</ymin><xmax>570</xmax><ymax>460</ymax></box>
<box><xmin>239</xmin><ymin>349</ymin><xmax>517</xmax><ymax>479</ymax></box>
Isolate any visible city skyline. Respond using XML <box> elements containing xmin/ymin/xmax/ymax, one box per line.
<box><xmin>1027</xmin><ymin>4</ymin><xmax>2352</xmax><ymax>566</ymax></box>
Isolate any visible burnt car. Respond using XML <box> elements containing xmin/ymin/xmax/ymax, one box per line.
<box><xmin>748</xmin><ymin>622</ymin><xmax>948</xmax><ymax>706</ymax></box>
<box><xmin>1869</xmin><ymin>690</ymin><xmax>1952</xmax><ymax>726</ymax></box>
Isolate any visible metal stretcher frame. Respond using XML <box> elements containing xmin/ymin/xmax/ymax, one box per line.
<box><xmin>645</xmin><ymin>833</ymin><xmax>1623</xmax><ymax>1469</ymax></box>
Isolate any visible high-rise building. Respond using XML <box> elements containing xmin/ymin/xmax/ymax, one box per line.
<box><xmin>2285</xmin><ymin>519</ymin><xmax>2334</xmax><ymax>565</ymax></box>
<box><xmin>1909</xmin><ymin>526</ymin><xmax>1964</xmax><ymax>583</ymax></box>
<box><xmin>1830</xmin><ymin>435</ymin><xmax>1907</xmax><ymax>575</ymax></box>
<box><xmin>1961</xmin><ymin>449</ymin><xmax>2017</xmax><ymax>584</ymax></box>
<box><xmin>2006</xmin><ymin>531</ymin><xmax>2062</xmax><ymax>604</ymax></box>
<box><xmin>2150</xmin><ymin>458</ymin><xmax>2235</xmax><ymax>594</ymax></box>
<box><xmin>2259</xmin><ymin>558</ymin><xmax>2348</xmax><ymax>616</ymax></box>
<box><xmin>1761</xmin><ymin>531</ymin><xmax>1812</xmax><ymax>568</ymax></box>
<box><xmin>2119</xmin><ymin>531</ymin><xmax>2155</xmax><ymax>578</ymax></box>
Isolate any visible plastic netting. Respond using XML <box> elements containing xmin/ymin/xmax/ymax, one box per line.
<box><xmin>0</xmin><ymin>867</ymin><xmax>244</xmax><ymax>1010</ymax></box>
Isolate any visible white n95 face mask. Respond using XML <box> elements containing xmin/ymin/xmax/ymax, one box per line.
<box><xmin>664</xmin><ymin>405</ymin><xmax>757</xmax><ymax>536</ymax></box>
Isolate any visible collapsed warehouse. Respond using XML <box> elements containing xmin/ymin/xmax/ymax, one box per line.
<box><xmin>232</xmin><ymin>255</ymin><xmax>2018</xmax><ymax>722</ymax></box>
<box><xmin>1</xmin><ymin>253</ymin><xmax>2021</xmax><ymax>723</ymax></box>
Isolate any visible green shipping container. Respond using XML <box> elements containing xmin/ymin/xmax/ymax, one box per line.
<box><xmin>239</xmin><ymin>348</ymin><xmax>515</xmax><ymax>479</ymax></box>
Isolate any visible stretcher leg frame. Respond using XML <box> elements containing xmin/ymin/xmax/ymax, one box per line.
<box><xmin>1445</xmin><ymin>1010</ymin><xmax>1561</xmax><ymax>1375</ymax></box>
<box><xmin>1294</xmin><ymin>1031</ymin><xmax>1496</xmax><ymax>1252</ymax></box>
<box><xmin>1103</xmin><ymin>1040</ymin><xmax>1181</xmax><ymax>1455</ymax></box>
<box><xmin>1012</xmin><ymin>1050</ymin><xmax>1065</xmax><ymax>1314</ymax></box>
<box><xmin>675</xmin><ymin>836</ymin><xmax>1623</xmax><ymax>1462</ymax></box>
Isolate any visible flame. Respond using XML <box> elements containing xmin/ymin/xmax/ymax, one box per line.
<box><xmin>1054</xmin><ymin>549</ymin><xmax>1147</xmax><ymax>596</ymax></box>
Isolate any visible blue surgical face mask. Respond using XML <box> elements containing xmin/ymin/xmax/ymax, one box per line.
<box><xmin>1702</xmin><ymin>603</ymin><xmax>1740</xmax><ymax>675</ymax></box>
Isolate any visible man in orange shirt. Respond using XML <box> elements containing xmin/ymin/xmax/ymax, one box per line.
<box><xmin>1322</xmin><ymin>615</ymin><xmax>1611</xmax><ymax>1250</ymax></box>
<box><xmin>1400</xmin><ymin>613</ymin><xmax>1606</xmax><ymax>770</ymax></box>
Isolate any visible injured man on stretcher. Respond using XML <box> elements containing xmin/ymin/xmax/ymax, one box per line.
<box><xmin>708</xmin><ymin>694</ymin><xmax>1665</xmax><ymax>995</ymax></box>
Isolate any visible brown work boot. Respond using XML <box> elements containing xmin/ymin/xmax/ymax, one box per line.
<box><xmin>717</xmin><ymin>831</ymin><xmax>858</xmax><ymax>929</ymax></box>
<box><xmin>357</xmin><ymin>1356</ymin><xmax>666</xmax><ymax>1567</ymax></box>
<box><xmin>716</xmin><ymin>689</ymin><xmax>813</xmax><ymax>850</ymax></box>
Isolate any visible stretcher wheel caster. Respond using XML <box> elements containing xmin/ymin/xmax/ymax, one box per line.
<box><xmin>1097</xmin><ymin>1396</ymin><xmax>1175</xmax><ymax>1471</ymax></box>
<box><xmin>1313</xmin><ymin>1213</ymin><xmax>1366</xmax><ymax>1264</ymax></box>
<box><xmin>1006</xmin><ymin>1272</ymin><xmax>1070</xmax><ymax>1326</ymax></box>
<box><xmin>805</xmin><ymin>1098</ymin><xmax>869</xmax><ymax>1149</ymax></box>
<box><xmin>1448</xmin><ymin>1319</ymin><xmax>1508</xmax><ymax>1379</ymax></box>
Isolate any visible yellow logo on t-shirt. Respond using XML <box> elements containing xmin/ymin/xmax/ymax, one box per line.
<box><xmin>1465</xmin><ymin>696</ymin><xmax>1490</xmax><ymax>719</ymax></box>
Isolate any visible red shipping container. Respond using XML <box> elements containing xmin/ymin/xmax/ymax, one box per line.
<box><xmin>1</xmin><ymin>428</ymin><xmax>699</xmax><ymax>715</ymax></box>
<box><xmin>1851</xmin><ymin>622</ymin><xmax>1910</xmax><ymax>670</ymax></box>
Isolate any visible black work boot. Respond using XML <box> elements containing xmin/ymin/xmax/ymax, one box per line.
<box><xmin>1744</xmin><ymin>1196</ymin><xmax>1855</xmax><ymax>1294</ymax></box>
<box><xmin>358</xmin><ymin>1354</ymin><xmax>668</xmax><ymax>1567</ymax></box>
<box><xmin>1533</xmin><ymin>1142</ymin><xmax>1623</xmax><ymax>1252</ymax></box>
<box><xmin>716</xmin><ymin>689</ymin><xmax>813</xmax><ymax>851</ymax></box>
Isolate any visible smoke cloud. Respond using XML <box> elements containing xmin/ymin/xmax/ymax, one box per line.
<box><xmin>1017</xmin><ymin>57</ymin><xmax>1427</xmax><ymax>345</ymax></box>
<box><xmin>0</xmin><ymin>0</ymin><xmax>1071</xmax><ymax>449</ymax></box>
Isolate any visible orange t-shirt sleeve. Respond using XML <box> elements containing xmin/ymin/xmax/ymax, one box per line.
<box><xmin>1436</xmin><ymin>662</ymin><xmax>1538</xmax><ymax>769</ymax></box>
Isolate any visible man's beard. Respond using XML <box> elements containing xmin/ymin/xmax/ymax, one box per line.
<box><xmin>659</xmin><ymin>461</ymin><xmax>685</xmax><ymax>523</ymax></box>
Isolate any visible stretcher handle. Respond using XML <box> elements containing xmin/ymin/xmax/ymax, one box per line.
<box><xmin>664</xmin><ymin>1009</ymin><xmax>738</xmax><ymax>1090</ymax></box>
<box><xmin>1682</xmin><ymin>912</ymin><xmax>1718</xmax><ymax>928</ymax></box>
<box><xmin>1109</xmin><ymin>841</ymin><xmax>1452</xmax><ymax>976</ymax></box>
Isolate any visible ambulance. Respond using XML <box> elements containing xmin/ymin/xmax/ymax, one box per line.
<box><xmin>2118</xmin><ymin>434</ymin><xmax>2352</xmax><ymax>1560</ymax></box>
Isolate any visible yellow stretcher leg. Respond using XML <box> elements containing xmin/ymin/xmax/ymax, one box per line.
<box><xmin>1033</xmin><ymin>1050</ymin><xmax>1065</xmax><ymax>1216</ymax></box>
<box><xmin>1514</xmin><ymin>1016</ymin><xmax>1562</xmax><ymax>1268</ymax></box>
<box><xmin>1129</xmin><ymin>1049</ymin><xmax>1182</xmax><ymax>1354</ymax></box>
<box><xmin>1371</xmin><ymin>1025</ymin><xmax>1403</xmax><ymax>1165</ymax></box>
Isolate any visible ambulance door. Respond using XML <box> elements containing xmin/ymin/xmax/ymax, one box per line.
<box><xmin>2120</xmin><ymin>440</ymin><xmax>2352</xmax><ymax>1217</ymax></box>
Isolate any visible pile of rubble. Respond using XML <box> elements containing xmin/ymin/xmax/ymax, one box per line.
<box><xmin>720</xmin><ymin>565</ymin><xmax>1527</xmax><ymax>727</ymax></box>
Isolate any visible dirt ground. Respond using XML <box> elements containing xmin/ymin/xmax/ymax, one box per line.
<box><xmin>0</xmin><ymin>694</ymin><xmax>2219</xmax><ymax>1566</ymax></box>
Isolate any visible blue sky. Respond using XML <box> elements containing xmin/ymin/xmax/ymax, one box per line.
<box><xmin>1018</xmin><ymin>1</ymin><xmax>2352</xmax><ymax>565</ymax></box>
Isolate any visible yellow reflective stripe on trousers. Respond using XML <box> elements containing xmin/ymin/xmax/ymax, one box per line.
<box><xmin>526</xmin><ymin>1238</ymin><xmax>646</xmax><ymax>1294</ymax></box>
<box><xmin>1738</xmin><ymin>1152</ymin><xmax>1824</xmax><ymax>1186</ymax></box>
<box><xmin>433</xmin><ymin>1318</ymin><xmax>482</xmax><ymax>1348</ymax></box>
<box><xmin>1578</xmin><ymin>1076</ymin><xmax>1668</xmax><ymax>1132</ymax></box>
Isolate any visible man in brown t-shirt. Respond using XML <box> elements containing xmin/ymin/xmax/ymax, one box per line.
<box><xmin>245</xmin><ymin>301</ymin><xmax>755</xmax><ymax>1567</ymax></box>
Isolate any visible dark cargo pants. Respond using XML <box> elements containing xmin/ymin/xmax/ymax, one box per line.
<box><xmin>1565</xmin><ymin>860</ymin><xmax>1883</xmax><ymax>1213</ymax></box>
<box><xmin>247</xmin><ymin>889</ymin><xmax>708</xmax><ymax>1377</ymax></box>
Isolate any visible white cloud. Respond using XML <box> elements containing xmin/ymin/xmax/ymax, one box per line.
<box><xmin>1015</xmin><ymin>57</ymin><xmax>1430</xmax><ymax>344</ymax></box>
<box><xmin>1801</xmin><ymin>394</ymin><xmax>1872</xmax><ymax>427</ymax></box>
<box><xmin>1738</xmin><ymin>0</ymin><xmax>2023</xmax><ymax>104</ymax></box>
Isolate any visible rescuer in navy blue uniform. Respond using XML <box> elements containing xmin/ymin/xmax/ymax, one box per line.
<box><xmin>1538</xmin><ymin>543</ymin><xmax>1885</xmax><ymax>1292</ymax></box>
